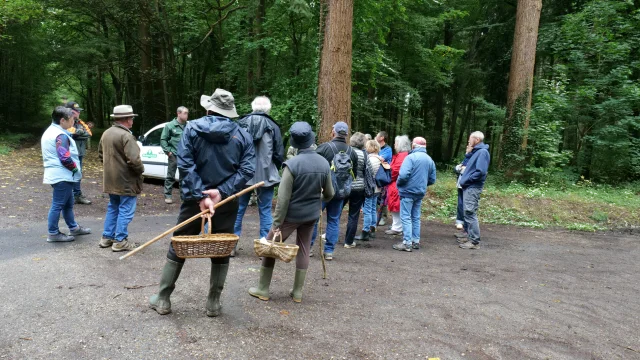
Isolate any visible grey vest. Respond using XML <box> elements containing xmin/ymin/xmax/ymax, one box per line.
<box><xmin>284</xmin><ymin>149</ymin><xmax>331</xmax><ymax>223</ymax></box>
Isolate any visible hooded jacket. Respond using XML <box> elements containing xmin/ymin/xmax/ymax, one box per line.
<box><xmin>396</xmin><ymin>147</ymin><xmax>436</xmax><ymax>199</ymax></box>
<box><xmin>458</xmin><ymin>143</ymin><xmax>490</xmax><ymax>189</ymax></box>
<box><xmin>177</xmin><ymin>115</ymin><xmax>256</xmax><ymax>201</ymax></box>
<box><xmin>237</xmin><ymin>112</ymin><xmax>284</xmax><ymax>187</ymax></box>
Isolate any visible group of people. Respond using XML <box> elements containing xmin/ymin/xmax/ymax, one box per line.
<box><xmin>41</xmin><ymin>87</ymin><xmax>490</xmax><ymax>317</ymax></box>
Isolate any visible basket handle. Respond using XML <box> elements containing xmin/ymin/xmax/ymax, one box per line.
<box><xmin>200</xmin><ymin>215</ymin><xmax>213</xmax><ymax>235</ymax></box>
<box><xmin>271</xmin><ymin>229</ymin><xmax>284</xmax><ymax>244</ymax></box>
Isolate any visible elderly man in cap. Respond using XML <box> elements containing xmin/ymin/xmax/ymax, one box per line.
<box><xmin>393</xmin><ymin>137</ymin><xmax>436</xmax><ymax>252</ymax></box>
<box><xmin>98</xmin><ymin>105</ymin><xmax>145</xmax><ymax>252</ymax></box>
<box><xmin>149</xmin><ymin>88</ymin><xmax>255</xmax><ymax>317</ymax></box>
<box><xmin>233</xmin><ymin>96</ymin><xmax>285</xmax><ymax>253</ymax></box>
<box><xmin>161</xmin><ymin>106</ymin><xmax>189</xmax><ymax>204</ymax></box>
<box><xmin>310</xmin><ymin>121</ymin><xmax>359</xmax><ymax>261</ymax></box>
<box><xmin>249</xmin><ymin>122</ymin><xmax>333</xmax><ymax>303</ymax></box>
<box><xmin>65</xmin><ymin>101</ymin><xmax>92</xmax><ymax>205</ymax></box>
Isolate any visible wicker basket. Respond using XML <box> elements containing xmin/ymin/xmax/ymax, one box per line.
<box><xmin>253</xmin><ymin>230</ymin><xmax>299</xmax><ymax>263</ymax></box>
<box><xmin>172</xmin><ymin>218</ymin><xmax>239</xmax><ymax>258</ymax></box>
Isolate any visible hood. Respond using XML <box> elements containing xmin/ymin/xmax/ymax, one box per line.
<box><xmin>237</xmin><ymin>112</ymin><xmax>273</xmax><ymax>142</ymax></box>
<box><xmin>191</xmin><ymin>115</ymin><xmax>238</xmax><ymax>144</ymax></box>
<box><xmin>473</xmin><ymin>142</ymin><xmax>490</xmax><ymax>152</ymax></box>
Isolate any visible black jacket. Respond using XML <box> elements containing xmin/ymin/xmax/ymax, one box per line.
<box><xmin>177</xmin><ymin>115</ymin><xmax>256</xmax><ymax>201</ymax></box>
<box><xmin>237</xmin><ymin>112</ymin><xmax>285</xmax><ymax>169</ymax></box>
<box><xmin>315</xmin><ymin>137</ymin><xmax>359</xmax><ymax>166</ymax></box>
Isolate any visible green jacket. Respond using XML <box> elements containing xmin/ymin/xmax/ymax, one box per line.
<box><xmin>160</xmin><ymin>118</ymin><xmax>185</xmax><ymax>155</ymax></box>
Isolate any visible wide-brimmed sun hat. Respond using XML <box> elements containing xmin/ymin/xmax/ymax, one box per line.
<box><xmin>200</xmin><ymin>88</ymin><xmax>239</xmax><ymax>118</ymax></box>
<box><xmin>289</xmin><ymin>122</ymin><xmax>316</xmax><ymax>149</ymax></box>
<box><xmin>110</xmin><ymin>105</ymin><xmax>138</xmax><ymax>119</ymax></box>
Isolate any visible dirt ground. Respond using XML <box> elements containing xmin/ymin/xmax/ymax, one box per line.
<box><xmin>1</xmin><ymin>147</ymin><xmax>639</xmax><ymax>359</ymax></box>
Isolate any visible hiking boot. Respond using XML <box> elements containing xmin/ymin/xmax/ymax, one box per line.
<box><xmin>324</xmin><ymin>252</ymin><xmax>333</xmax><ymax>261</ymax></box>
<box><xmin>289</xmin><ymin>269</ymin><xmax>307</xmax><ymax>303</ymax></box>
<box><xmin>385</xmin><ymin>229</ymin><xmax>402</xmax><ymax>236</ymax></box>
<box><xmin>454</xmin><ymin>231</ymin><xmax>468</xmax><ymax>239</ymax></box>
<box><xmin>354</xmin><ymin>230</ymin><xmax>370</xmax><ymax>241</ymax></box>
<box><xmin>69</xmin><ymin>226</ymin><xmax>92</xmax><ymax>236</ymax></box>
<box><xmin>164</xmin><ymin>197</ymin><xmax>173</xmax><ymax>204</ymax></box>
<box><xmin>248</xmin><ymin>266</ymin><xmax>274</xmax><ymax>301</ymax></box>
<box><xmin>98</xmin><ymin>237</ymin><xmax>114</xmax><ymax>248</ymax></box>
<box><xmin>456</xmin><ymin>223</ymin><xmax>464</xmax><ymax>230</ymax></box>
<box><xmin>392</xmin><ymin>242</ymin><xmax>412</xmax><ymax>252</ymax></box>
<box><xmin>149</xmin><ymin>259</ymin><xmax>184</xmax><ymax>315</ymax></box>
<box><xmin>47</xmin><ymin>232</ymin><xmax>75</xmax><ymax>242</ymax></box>
<box><xmin>111</xmin><ymin>239</ymin><xmax>138</xmax><ymax>252</ymax></box>
<box><xmin>74</xmin><ymin>195</ymin><xmax>92</xmax><ymax>205</ymax></box>
<box><xmin>206</xmin><ymin>262</ymin><xmax>230</xmax><ymax>317</ymax></box>
<box><xmin>457</xmin><ymin>237</ymin><xmax>469</xmax><ymax>244</ymax></box>
<box><xmin>369</xmin><ymin>226</ymin><xmax>376</xmax><ymax>239</ymax></box>
<box><xmin>459</xmin><ymin>242</ymin><xmax>480</xmax><ymax>250</ymax></box>
<box><xmin>412</xmin><ymin>243</ymin><xmax>420</xmax><ymax>250</ymax></box>
<box><xmin>344</xmin><ymin>242</ymin><xmax>356</xmax><ymax>249</ymax></box>
<box><xmin>378</xmin><ymin>218</ymin><xmax>386</xmax><ymax>226</ymax></box>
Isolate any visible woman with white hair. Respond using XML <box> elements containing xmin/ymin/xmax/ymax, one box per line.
<box><xmin>384</xmin><ymin>135</ymin><xmax>412</xmax><ymax>236</ymax></box>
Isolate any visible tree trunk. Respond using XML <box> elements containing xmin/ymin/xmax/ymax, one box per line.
<box><xmin>317</xmin><ymin>0</ymin><xmax>354</xmax><ymax>143</ymax></box>
<box><xmin>498</xmin><ymin>0</ymin><xmax>542</xmax><ymax>173</ymax></box>
<box><xmin>431</xmin><ymin>21</ymin><xmax>453</xmax><ymax>162</ymax></box>
<box><xmin>255</xmin><ymin>0</ymin><xmax>266</xmax><ymax>92</ymax></box>
<box><xmin>96</xmin><ymin>67</ymin><xmax>104</xmax><ymax>128</ymax></box>
<box><xmin>139</xmin><ymin>5</ymin><xmax>154</xmax><ymax>131</ymax></box>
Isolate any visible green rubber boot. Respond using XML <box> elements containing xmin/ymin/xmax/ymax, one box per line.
<box><xmin>149</xmin><ymin>259</ymin><xmax>184</xmax><ymax>315</ymax></box>
<box><xmin>289</xmin><ymin>269</ymin><xmax>307</xmax><ymax>303</ymax></box>
<box><xmin>248</xmin><ymin>266</ymin><xmax>274</xmax><ymax>301</ymax></box>
<box><xmin>206</xmin><ymin>262</ymin><xmax>229</xmax><ymax>317</ymax></box>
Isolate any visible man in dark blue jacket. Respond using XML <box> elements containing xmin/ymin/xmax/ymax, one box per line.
<box><xmin>149</xmin><ymin>88</ymin><xmax>255</xmax><ymax>317</ymax></box>
<box><xmin>458</xmin><ymin>131</ymin><xmax>490</xmax><ymax>249</ymax></box>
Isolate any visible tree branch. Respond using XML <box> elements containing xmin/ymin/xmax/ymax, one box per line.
<box><xmin>180</xmin><ymin>6</ymin><xmax>246</xmax><ymax>56</ymax></box>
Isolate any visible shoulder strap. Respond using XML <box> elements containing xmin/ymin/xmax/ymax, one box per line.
<box><xmin>328</xmin><ymin>141</ymin><xmax>338</xmax><ymax>156</ymax></box>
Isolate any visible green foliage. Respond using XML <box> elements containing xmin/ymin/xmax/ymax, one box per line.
<box><xmin>0</xmin><ymin>133</ymin><xmax>32</xmax><ymax>155</ymax></box>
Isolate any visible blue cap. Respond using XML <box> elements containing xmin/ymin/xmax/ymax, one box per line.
<box><xmin>333</xmin><ymin>121</ymin><xmax>348</xmax><ymax>136</ymax></box>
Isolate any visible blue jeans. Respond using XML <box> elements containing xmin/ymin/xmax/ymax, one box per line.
<box><xmin>234</xmin><ymin>186</ymin><xmax>274</xmax><ymax>238</ymax></box>
<box><xmin>102</xmin><ymin>194</ymin><xmax>137</xmax><ymax>241</ymax></box>
<box><xmin>463</xmin><ymin>187</ymin><xmax>482</xmax><ymax>244</ymax></box>
<box><xmin>400</xmin><ymin>197</ymin><xmax>422</xmax><ymax>245</ymax></box>
<box><xmin>48</xmin><ymin>181</ymin><xmax>78</xmax><ymax>235</ymax></box>
<box><xmin>73</xmin><ymin>156</ymin><xmax>83</xmax><ymax>196</ymax></box>
<box><xmin>311</xmin><ymin>197</ymin><xmax>344</xmax><ymax>254</ymax></box>
<box><xmin>363</xmin><ymin>193</ymin><xmax>379</xmax><ymax>230</ymax></box>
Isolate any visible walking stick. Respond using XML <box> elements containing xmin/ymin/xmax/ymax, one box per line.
<box><xmin>318</xmin><ymin>209</ymin><xmax>327</xmax><ymax>279</ymax></box>
<box><xmin>119</xmin><ymin>182</ymin><xmax>265</xmax><ymax>260</ymax></box>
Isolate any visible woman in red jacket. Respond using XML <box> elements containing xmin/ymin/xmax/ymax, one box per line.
<box><xmin>384</xmin><ymin>135</ymin><xmax>412</xmax><ymax>235</ymax></box>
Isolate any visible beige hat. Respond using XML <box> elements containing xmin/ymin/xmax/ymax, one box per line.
<box><xmin>200</xmin><ymin>88</ymin><xmax>239</xmax><ymax>118</ymax></box>
<box><xmin>110</xmin><ymin>105</ymin><xmax>138</xmax><ymax>119</ymax></box>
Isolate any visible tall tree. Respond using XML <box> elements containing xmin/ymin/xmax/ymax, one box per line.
<box><xmin>499</xmin><ymin>0</ymin><xmax>542</xmax><ymax>173</ymax></box>
<box><xmin>317</xmin><ymin>0</ymin><xmax>354</xmax><ymax>143</ymax></box>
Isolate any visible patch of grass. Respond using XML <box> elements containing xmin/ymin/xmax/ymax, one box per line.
<box><xmin>424</xmin><ymin>171</ymin><xmax>640</xmax><ymax>232</ymax></box>
<box><xmin>0</xmin><ymin>133</ymin><xmax>33</xmax><ymax>155</ymax></box>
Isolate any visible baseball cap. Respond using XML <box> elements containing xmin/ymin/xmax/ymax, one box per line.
<box><xmin>65</xmin><ymin>101</ymin><xmax>84</xmax><ymax>112</ymax></box>
<box><xmin>333</xmin><ymin>122</ymin><xmax>349</xmax><ymax>136</ymax></box>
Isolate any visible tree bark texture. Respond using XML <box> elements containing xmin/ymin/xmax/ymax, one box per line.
<box><xmin>317</xmin><ymin>0</ymin><xmax>354</xmax><ymax>143</ymax></box>
<box><xmin>499</xmin><ymin>0</ymin><xmax>542</xmax><ymax>171</ymax></box>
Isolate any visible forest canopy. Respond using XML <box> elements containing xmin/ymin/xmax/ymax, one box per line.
<box><xmin>1</xmin><ymin>0</ymin><xmax>639</xmax><ymax>183</ymax></box>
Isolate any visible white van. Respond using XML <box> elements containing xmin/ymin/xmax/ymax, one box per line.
<box><xmin>137</xmin><ymin>123</ymin><xmax>179</xmax><ymax>180</ymax></box>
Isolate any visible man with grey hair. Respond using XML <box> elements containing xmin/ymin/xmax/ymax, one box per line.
<box><xmin>458</xmin><ymin>131</ymin><xmax>490</xmax><ymax>249</ymax></box>
<box><xmin>234</xmin><ymin>96</ymin><xmax>285</xmax><ymax>254</ymax></box>
<box><xmin>161</xmin><ymin>106</ymin><xmax>189</xmax><ymax>203</ymax></box>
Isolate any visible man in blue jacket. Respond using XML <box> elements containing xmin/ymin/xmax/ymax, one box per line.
<box><xmin>149</xmin><ymin>88</ymin><xmax>256</xmax><ymax>317</ymax></box>
<box><xmin>458</xmin><ymin>131</ymin><xmax>490</xmax><ymax>249</ymax></box>
<box><xmin>393</xmin><ymin>137</ymin><xmax>436</xmax><ymax>252</ymax></box>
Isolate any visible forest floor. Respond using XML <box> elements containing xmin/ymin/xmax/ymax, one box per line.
<box><xmin>1</xmin><ymin>139</ymin><xmax>640</xmax><ymax>359</ymax></box>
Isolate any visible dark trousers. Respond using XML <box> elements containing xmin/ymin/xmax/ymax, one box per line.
<box><xmin>344</xmin><ymin>190</ymin><xmax>365</xmax><ymax>245</ymax></box>
<box><xmin>73</xmin><ymin>156</ymin><xmax>83</xmax><ymax>197</ymax></box>
<box><xmin>262</xmin><ymin>220</ymin><xmax>315</xmax><ymax>270</ymax></box>
<box><xmin>167</xmin><ymin>199</ymin><xmax>239</xmax><ymax>264</ymax></box>
<box><xmin>164</xmin><ymin>154</ymin><xmax>178</xmax><ymax>198</ymax></box>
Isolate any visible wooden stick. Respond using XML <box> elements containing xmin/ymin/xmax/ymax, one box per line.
<box><xmin>119</xmin><ymin>182</ymin><xmax>265</xmax><ymax>260</ymax></box>
<box><xmin>319</xmin><ymin>209</ymin><xmax>327</xmax><ymax>279</ymax></box>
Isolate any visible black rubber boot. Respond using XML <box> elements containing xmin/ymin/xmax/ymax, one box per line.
<box><xmin>354</xmin><ymin>230</ymin><xmax>370</xmax><ymax>241</ymax></box>
<box><xmin>149</xmin><ymin>259</ymin><xmax>184</xmax><ymax>315</ymax></box>
<box><xmin>206</xmin><ymin>262</ymin><xmax>229</xmax><ymax>317</ymax></box>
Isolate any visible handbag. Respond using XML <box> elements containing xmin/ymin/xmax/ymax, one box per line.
<box><xmin>375</xmin><ymin>160</ymin><xmax>392</xmax><ymax>187</ymax></box>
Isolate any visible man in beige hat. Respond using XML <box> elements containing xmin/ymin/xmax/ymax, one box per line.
<box><xmin>149</xmin><ymin>89</ymin><xmax>255</xmax><ymax>317</ymax></box>
<box><xmin>97</xmin><ymin>105</ymin><xmax>144</xmax><ymax>252</ymax></box>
